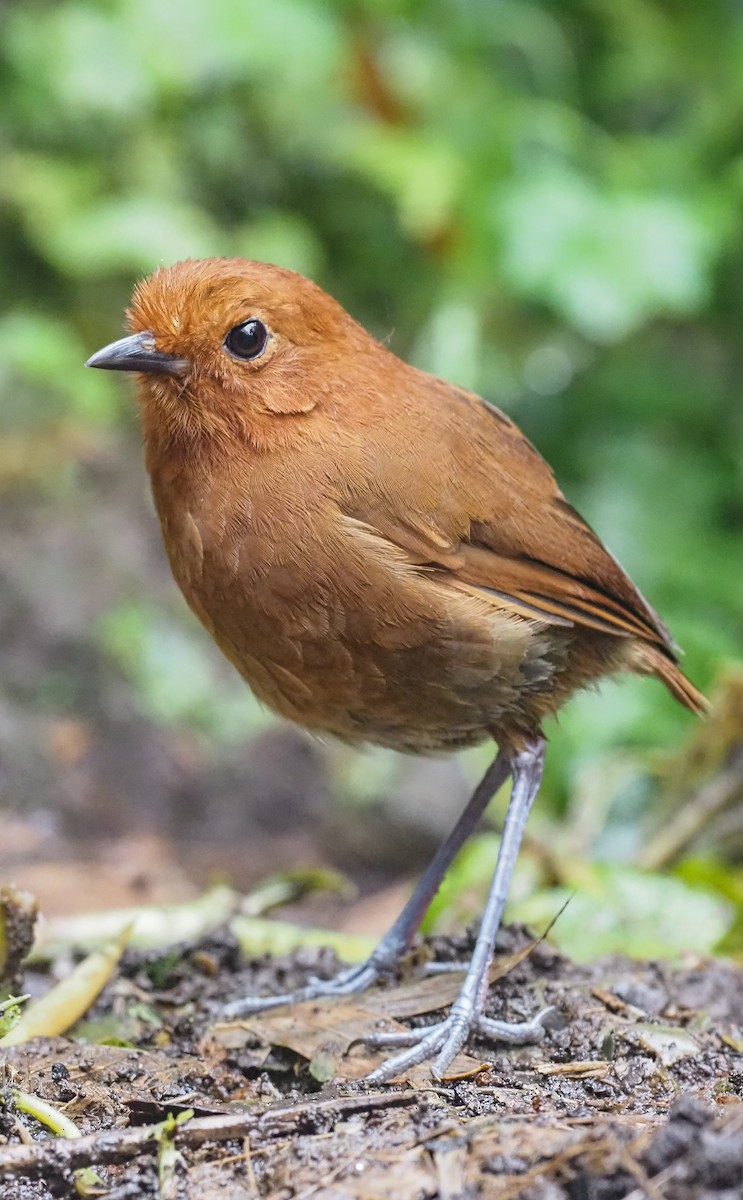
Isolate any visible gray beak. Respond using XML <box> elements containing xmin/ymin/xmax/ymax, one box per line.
<box><xmin>85</xmin><ymin>331</ymin><xmax>189</xmax><ymax>377</ymax></box>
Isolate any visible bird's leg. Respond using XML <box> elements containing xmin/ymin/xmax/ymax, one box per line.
<box><xmin>364</xmin><ymin>734</ymin><xmax>554</xmax><ymax>1084</ymax></box>
<box><xmin>222</xmin><ymin>751</ymin><xmax>510</xmax><ymax>1018</ymax></box>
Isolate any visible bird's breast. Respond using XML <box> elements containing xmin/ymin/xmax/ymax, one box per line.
<box><xmin>149</xmin><ymin>459</ymin><xmax>574</xmax><ymax>752</ymax></box>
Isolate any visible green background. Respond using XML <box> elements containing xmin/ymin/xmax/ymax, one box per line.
<box><xmin>1</xmin><ymin>0</ymin><xmax>741</xmax><ymax>955</ymax></box>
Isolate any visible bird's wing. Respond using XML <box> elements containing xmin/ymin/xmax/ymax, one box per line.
<box><xmin>344</xmin><ymin>377</ymin><xmax>678</xmax><ymax>658</ymax></box>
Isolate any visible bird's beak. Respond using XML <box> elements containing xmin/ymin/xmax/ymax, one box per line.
<box><xmin>85</xmin><ymin>331</ymin><xmax>189</xmax><ymax>377</ymax></box>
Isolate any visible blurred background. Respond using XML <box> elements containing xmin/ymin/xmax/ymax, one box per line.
<box><xmin>1</xmin><ymin>0</ymin><xmax>741</xmax><ymax>960</ymax></box>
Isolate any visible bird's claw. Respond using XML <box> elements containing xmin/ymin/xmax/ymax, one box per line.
<box><xmin>421</xmin><ymin>959</ymin><xmax>470</xmax><ymax>975</ymax></box>
<box><xmin>364</xmin><ymin>1004</ymin><xmax>557</xmax><ymax>1084</ymax></box>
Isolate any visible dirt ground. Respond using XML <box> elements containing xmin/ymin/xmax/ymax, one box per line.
<box><xmin>2</xmin><ymin>924</ymin><xmax>743</xmax><ymax>1199</ymax></box>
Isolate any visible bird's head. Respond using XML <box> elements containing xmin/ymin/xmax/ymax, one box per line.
<box><xmin>86</xmin><ymin>257</ymin><xmax>373</xmax><ymax>448</ymax></box>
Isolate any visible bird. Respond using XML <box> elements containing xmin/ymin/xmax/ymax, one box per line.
<box><xmin>86</xmin><ymin>257</ymin><xmax>706</xmax><ymax>1083</ymax></box>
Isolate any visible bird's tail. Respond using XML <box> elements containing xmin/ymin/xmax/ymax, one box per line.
<box><xmin>631</xmin><ymin>644</ymin><xmax>708</xmax><ymax>716</ymax></box>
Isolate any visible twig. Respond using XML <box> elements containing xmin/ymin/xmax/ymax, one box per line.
<box><xmin>0</xmin><ymin>1090</ymin><xmax>419</xmax><ymax>1179</ymax></box>
<box><xmin>636</xmin><ymin>748</ymin><xmax>743</xmax><ymax>870</ymax></box>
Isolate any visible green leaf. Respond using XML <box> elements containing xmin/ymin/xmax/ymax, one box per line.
<box><xmin>509</xmin><ymin>865</ymin><xmax>732</xmax><ymax>961</ymax></box>
<box><xmin>498</xmin><ymin>170</ymin><xmax>718</xmax><ymax>341</ymax></box>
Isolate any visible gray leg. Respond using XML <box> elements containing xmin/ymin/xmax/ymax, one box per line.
<box><xmin>222</xmin><ymin>751</ymin><xmax>510</xmax><ymax>1018</ymax></box>
<box><xmin>365</xmin><ymin>734</ymin><xmax>553</xmax><ymax>1084</ymax></box>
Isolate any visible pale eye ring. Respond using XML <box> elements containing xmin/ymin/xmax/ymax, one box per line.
<box><xmin>224</xmin><ymin>318</ymin><xmax>269</xmax><ymax>361</ymax></box>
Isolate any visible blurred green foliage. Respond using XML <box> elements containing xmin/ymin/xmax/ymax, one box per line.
<box><xmin>1</xmin><ymin>0</ymin><xmax>741</xmax><ymax>952</ymax></box>
<box><xmin>424</xmin><ymin>832</ymin><xmax>733</xmax><ymax>961</ymax></box>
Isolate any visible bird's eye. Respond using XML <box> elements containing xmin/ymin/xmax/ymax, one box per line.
<box><xmin>224</xmin><ymin>319</ymin><xmax>269</xmax><ymax>361</ymax></box>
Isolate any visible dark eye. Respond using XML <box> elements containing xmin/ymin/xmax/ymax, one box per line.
<box><xmin>224</xmin><ymin>318</ymin><xmax>269</xmax><ymax>361</ymax></box>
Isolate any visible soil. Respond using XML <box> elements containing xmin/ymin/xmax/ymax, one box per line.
<box><xmin>2</xmin><ymin>925</ymin><xmax>743</xmax><ymax>1198</ymax></box>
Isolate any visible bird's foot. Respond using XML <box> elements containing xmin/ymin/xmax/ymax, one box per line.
<box><xmin>363</xmin><ymin>1003</ymin><xmax>556</xmax><ymax>1084</ymax></box>
<box><xmin>221</xmin><ymin>956</ymin><xmax>390</xmax><ymax>1018</ymax></box>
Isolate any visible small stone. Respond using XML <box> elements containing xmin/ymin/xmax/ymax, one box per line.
<box><xmin>612</xmin><ymin>977</ymin><xmax>668</xmax><ymax>1015</ymax></box>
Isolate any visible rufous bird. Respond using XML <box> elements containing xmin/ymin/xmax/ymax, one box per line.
<box><xmin>87</xmin><ymin>258</ymin><xmax>705</xmax><ymax>1082</ymax></box>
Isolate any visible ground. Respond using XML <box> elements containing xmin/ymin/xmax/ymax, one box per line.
<box><xmin>2</xmin><ymin>924</ymin><xmax>743</xmax><ymax>1199</ymax></box>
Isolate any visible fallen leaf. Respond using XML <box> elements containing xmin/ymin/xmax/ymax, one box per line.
<box><xmin>207</xmin><ymin>989</ymin><xmax>481</xmax><ymax>1083</ymax></box>
<box><xmin>631</xmin><ymin>1024</ymin><xmax>700</xmax><ymax>1067</ymax></box>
